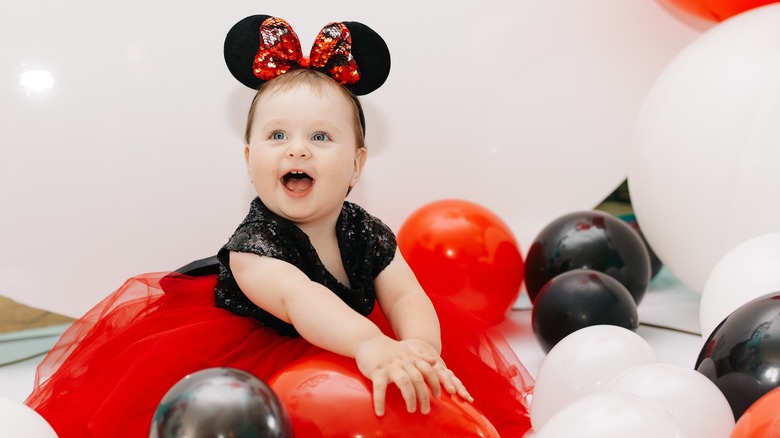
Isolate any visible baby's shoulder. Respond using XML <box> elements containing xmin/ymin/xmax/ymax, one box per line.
<box><xmin>341</xmin><ymin>202</ymin><xmax>394</xmax><ymax>237</ymax></box>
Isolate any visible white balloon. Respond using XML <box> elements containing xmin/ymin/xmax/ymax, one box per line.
<box><xmin>534</xmin><ymin>392</ymin><xmax>689</xmax><ymax>438</ymax></box>
<box><xmin>0</xmin><ymin>396</ymin><xmax>58</xmax><ymax>437</ymax></box>
<box><xmin>530</xmin><ymin>325</ymin><xmax>658</xmax><ymax>431</ymax></box>
<box><xmin>700</xmin><ymin>233</ymin><xmax>780</xmax><ymax>338</ymax></box>
<box><xmin>628</xmin><ymin>3</ymin><xmax>780</xmax><ymax>294</ymax></box>
<box><xmin>607</xmin><ymin>362</ymin><xmax>735</xmax><ymax>438</ymax></box>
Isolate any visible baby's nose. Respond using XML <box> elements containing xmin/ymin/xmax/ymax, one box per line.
<box><xmin>286</xmin><ymin>142</ymin><xmax>310</xmax><ymax>158</ymax></box>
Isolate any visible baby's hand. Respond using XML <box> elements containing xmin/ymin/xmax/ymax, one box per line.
<box><xmin>355</xmin><ymin>336</ymin><xmax>439</xmax><ymax>416</ymax></box>
<box><xmin>401</xmin><ymin>339</ymin><xmax>474</xmax><ymax>404</ymax></box>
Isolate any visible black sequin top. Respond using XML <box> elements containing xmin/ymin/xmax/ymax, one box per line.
<box><xmin>214</xmin><ymin>197</ymin><xmax>397</xmax><ymax>337</ymax></box>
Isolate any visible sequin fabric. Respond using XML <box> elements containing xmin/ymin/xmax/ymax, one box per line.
<box><xmin>253</xmin><ymin>17</ymin><xmax>303</xmax><ymax>81</ymax></box>
<box><xmin>309</xmin><ymin>22</ymin><xmax>360</xmax><ymax>85</ymax></box>
<box><xmin>252</xmin><ymin>17</ymin><xmax>360</xmax><ymax>85</ymax></box>
<box><xmin>214</xmin><ymin>197</ymin><xmax>397</xmax><ymax>337</ymax></box>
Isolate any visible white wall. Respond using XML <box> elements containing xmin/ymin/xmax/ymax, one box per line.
<box><xmin>0</xmin><ymin>0</ymin><xmax>706</xmax><ymax>317</ymax></box>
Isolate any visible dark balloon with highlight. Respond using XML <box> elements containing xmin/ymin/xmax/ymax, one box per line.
<box><xmin>531</xmin><ymin>269</ymin><xmax>639</xmax><ymax>353</ymax></box>
<box><xmin>695</xmin><ymin>291</ymin><xmax>780</xmax><ymax>420</ymax></box>
<box><xmin>149</xmin><ymin>367</ymin><xmax>292</xmax><ymax>438</ymax></box>
<box><xmin>525</xmin><ymin>210</ymin><xmax>651</xmax><ymax>305</ymax></box>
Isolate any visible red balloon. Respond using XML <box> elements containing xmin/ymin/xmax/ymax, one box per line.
<box><xmin>731</xmin><ymin>386</ymin><xmax>780</xmax><ymax>437</ymax></box>
<box><xmin>268</xmin><ymin>352</ymin><xmax>500</xmax><ymax>437</ymax></box>
<box><xmin>666</xmin><ymin>0</ymin><xmax>779</xmax><ymax>21</ymax></box>
<box><xmin>397</xmin><ymin>199</ymin><xmax>523</xmax><ymax>324</ymax></box>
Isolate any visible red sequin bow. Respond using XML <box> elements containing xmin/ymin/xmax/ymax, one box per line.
<box><xmin>253</xmin><ymin>17</ymin><xmax>360</xmax><ymax>85</ymax></box>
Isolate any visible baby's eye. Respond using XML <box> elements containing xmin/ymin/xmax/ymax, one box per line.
<box><xmin>271</xmin><ymin>131</ymin><xmax>287</xmax><ymax>140</ymax></box>
<box><xmin>311</xmin><ymin>132</ymin><xmax>330</xmax><ymax>142</ymax></box>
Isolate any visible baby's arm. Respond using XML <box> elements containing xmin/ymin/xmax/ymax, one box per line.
<box><xmin>375</xmin><ymin>249</ymin><xmax>473</xmax><ymax>402</ymax></box>
<box><xmin>229</xmin><ymin>251</ymin><xmax>437</xmax><ymax>416</ymax></box>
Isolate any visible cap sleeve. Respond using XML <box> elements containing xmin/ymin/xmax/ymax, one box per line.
<box><xmin>339</xmin><ymin>202</ymin><xmax>398</xmax><ymax>281</ymax></box>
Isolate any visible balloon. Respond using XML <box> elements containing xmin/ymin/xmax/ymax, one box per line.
<box><xmin>731</xmin><ymin>386</ymin><xmax>780</xmax><ymax>438</ymax></box>
<box><xmin>607</xmin><ymin>362</ymin><xmax>735</xmax><ymax>438</ymax></box>
<box><xmin>666</xmin><ymin>0</ymin><xmax>779</xmax><ymax>21</ymax></box>
<box><xmin>700</xmin><ymin>233</ymin><xmax>780</xmax><ymax>339</ymax></box>
<box><xmin>268</xmin><ymin>351</ymin><xmax>499</xmax><ymax>437</ymax></box>
<box><xmin>149</xmin><ymin>367</ymin><xmax>292</xmax><ymax>438</ymax></box>
<box><xmin>531</xmin><ymin>269</ymin><xmax>639</xmax><ymax>353</ymax></box>
<box><xmin>397</xmin><ymin>199</ymin><xmax>524</xmax><ymax>324</ymax></box>
<box><xmin>534</xmin><ymin>392</ymin><xmax>689</xmax><ymax>438</ymax></box>
<box><xmin>695</xmin><ymin>291</ymin><xmax>780</xmax><ymax>420</ymax></box>
<box><xmin>627</xmin><ymin>3</ymin><xmax>780</xmax><ymax>294</ymax></box>
<box><xmin>0</xmin><ymin>396</ymin><xmax>58</xmax><ymax>437</ymax></box>
<box><xmin>530</xmin><ymin>325</ymin><xmax>658</xmax><ymax>431</ymax></box>
<box><xmin>524</xmin><ymin>210</ymin><xmax>651</xmax><ymax>304</ymax></box>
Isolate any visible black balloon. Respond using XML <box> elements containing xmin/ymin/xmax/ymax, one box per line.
<box><xmin>525</xmin><ymin>210</ymin><xmax>651</xmax><ymax>304</ymax></box>
<box><xmin>149</xmin><ymin>367</ymin><xmax>293</xmax><ymax>438</ymax></box>
<box><xmin>695</xmin><ymin>291</ymin><xmax>780</xmax><ymax>420</ymax></box>
<box><xmin>531</xmin><ymin>269</ymin><xmax>639</xmax><ymax>353</ymax></box>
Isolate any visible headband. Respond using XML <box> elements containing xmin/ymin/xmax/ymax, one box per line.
<box><xmin>223</xmin><ymin>15</ymin><xmax>391</xmax><ymax>96</ymax></box>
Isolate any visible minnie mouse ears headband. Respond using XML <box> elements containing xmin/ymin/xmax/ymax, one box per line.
<box><xmin>224</xmin><ymin>15</ymin><xmax>391</xmax><ymax>96</ymax></box>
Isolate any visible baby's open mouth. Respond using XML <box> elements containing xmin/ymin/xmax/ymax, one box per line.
<box><xmin>282</xmin><ymin>171</ymin><xmax>314</xmax><ymax>193</ymax></box>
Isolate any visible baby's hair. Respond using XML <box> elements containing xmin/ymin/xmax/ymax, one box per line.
<box><xmin>244</xmin><ymin>69</ymin><xmax>366</xmax><ymax>149</ymax></box>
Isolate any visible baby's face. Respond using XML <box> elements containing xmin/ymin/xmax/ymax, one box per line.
<box><xmin>244</xmin><ymin>81</ymin><xmax>366</xmax><ymax>229</ymax></box>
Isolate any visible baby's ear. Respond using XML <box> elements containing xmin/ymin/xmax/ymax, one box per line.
<box><xmin>244</xmin><ymin>145</ymin><xmax>254</xmax><ymax>183</ymax></box>
<box><xmin>352</xmin><ymin>147</ymin><xmax>368</xmax><ymax>185</ymax></box>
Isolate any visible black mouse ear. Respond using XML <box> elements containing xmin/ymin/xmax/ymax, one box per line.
<box><xmin>341</xmin><ymin>21</ymin><xmax>391</xmax><ymax>95</ymax></box>
<box><xmin>223</xmin><ymin>14</ymin><xmax>273</xmax><ymax>90</ymax></box>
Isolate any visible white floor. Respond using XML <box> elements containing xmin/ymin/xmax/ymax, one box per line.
<box><xmin>0</xmin><ymin>267</ymin><xmax>705</xmax><ymax>405</ymax></box>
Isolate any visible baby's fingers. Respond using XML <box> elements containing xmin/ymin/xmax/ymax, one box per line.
<box><xmin>372</xmin><ymin>376</ymin><xmax>389</xmax><ymax>416</ymax></box>
<box><xmin>395</xmin><ymin>366</ymin><xmax>433</xmax><ymax>414</ymax></box>
<box><xmin>436</xmin><ymin>368</ymin><xmax>457</xmax><ymax>394</ymax></box>
<box><xmin>415</xmin><ymin>358</ymin><xmax>441</xmax><ymax>399</ymax></box>
<box><xmin>438</xmin><ymin>369</ymin><xmax>473</xmax><ymax>402</ymax></box>
<box><xmin>410</xmin><ymin>367</ymin><xmax>433</xmax><ymax>414</ymax></box>
<box><xmin>451</xmin><ymin>374</ymin><xmax>473</xmax><ymax>402</ymax></box>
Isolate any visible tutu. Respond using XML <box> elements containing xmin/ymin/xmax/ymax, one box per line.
<box><xmin>25</xmin><ymin>272</ymin><xmax>532</xmax><ymax>437</ymax></box>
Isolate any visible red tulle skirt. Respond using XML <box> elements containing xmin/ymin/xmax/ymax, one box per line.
<box><xmin>25</xmin><ymin>273</ymin><xmax>533</xmax><ymax>437</ymax></box>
